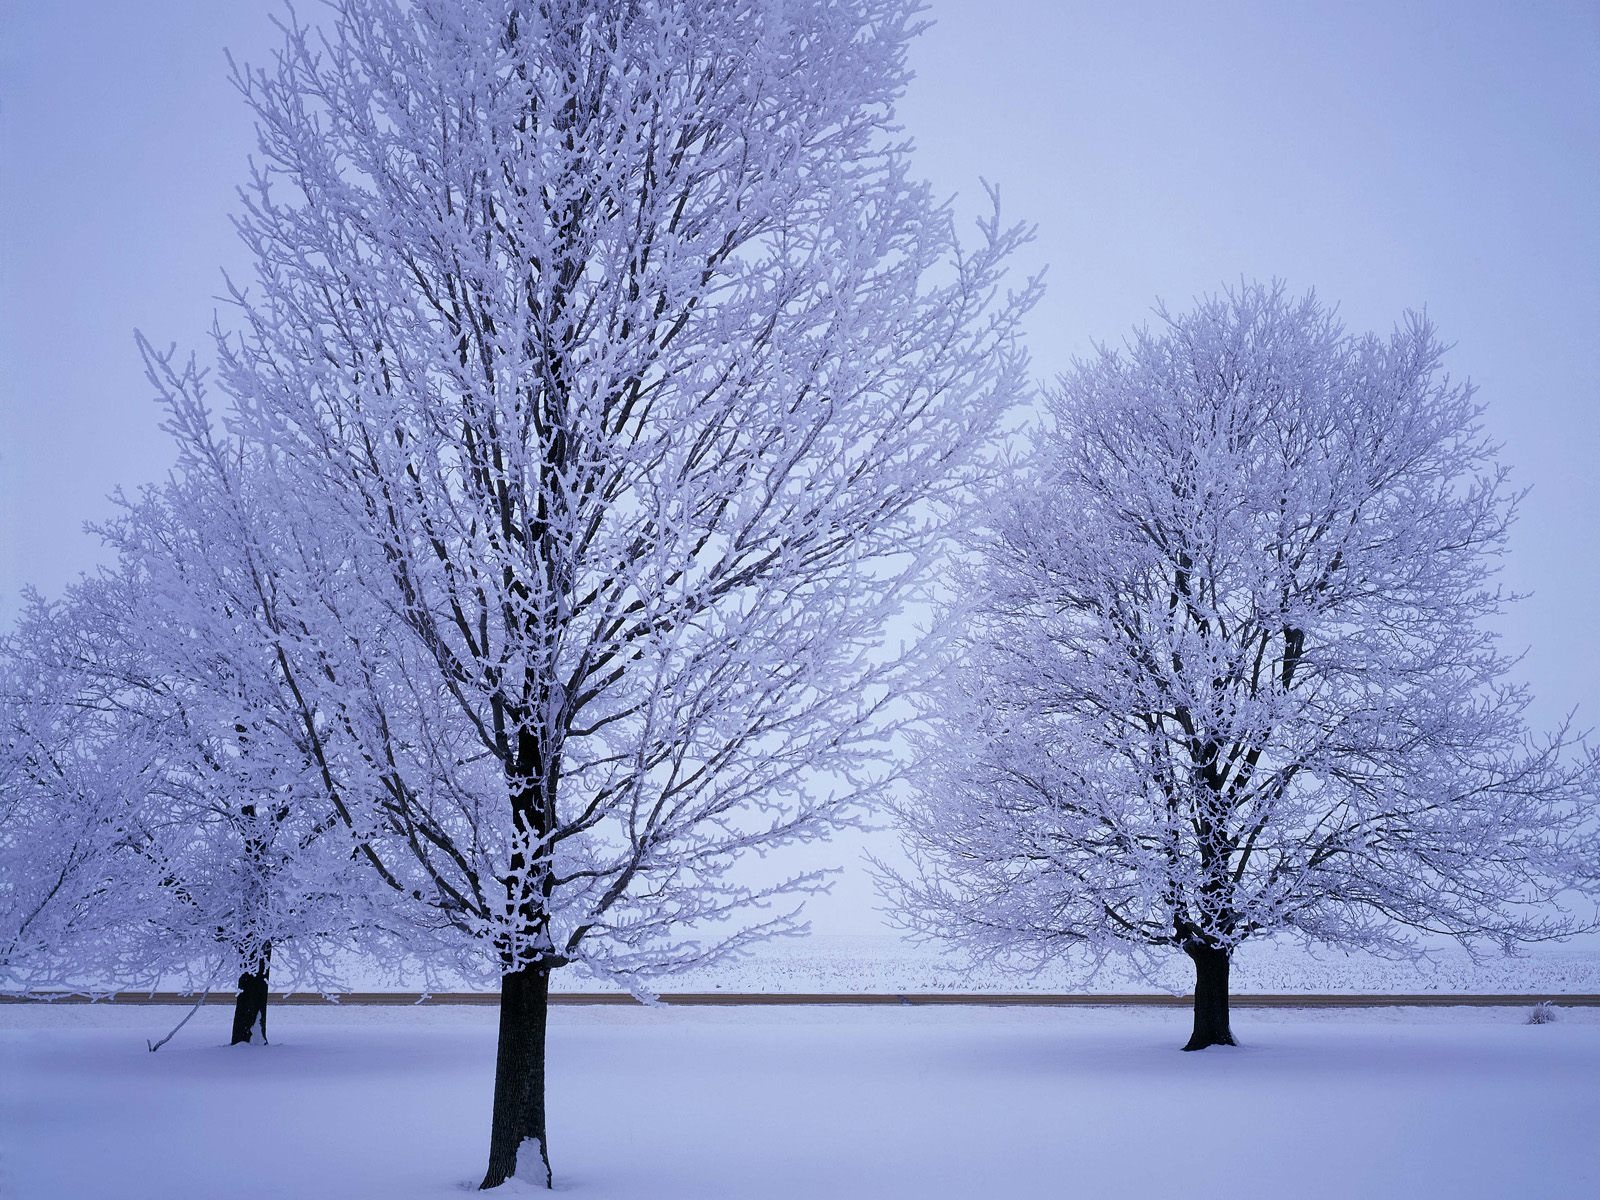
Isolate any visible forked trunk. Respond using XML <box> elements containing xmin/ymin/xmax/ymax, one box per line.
<box><xmin>480</xmin><ymin>964</ymin><xmax>552</xmax><ymax>1190</ymax></box>
<box><xmin>1182</xmin><ymin>943</ymin><xmax>1236</xmax><ymax>1051</ymax></box>
<box><xmin>230</xmin><ymin>945</ymin><xmax>271</xmax><ymax>1046</ymax></box>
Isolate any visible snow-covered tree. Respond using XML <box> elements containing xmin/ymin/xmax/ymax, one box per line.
<box><xmin>885</xmin><ymin>283</ymin><xmax>1599</xmax><ymax>1051</ymax></box>
<box><xmin>90</xmin><ymin>441</ymin><xmax>385</xmax><ymax>1043</ymax></box>
<box><xmin>0</xmin><ymin>591</ymin><xmax>163</xmax><ymax>994</ymax></box>
<box><xmin>182</xmin><ymin>0</ymin><xmax>1033</xmax><ymax>1185</ymax></box>
<box><xmin>1</xmin><ymin>368</ymin><xmax>407</xmax><ymax>1040</ymax></box>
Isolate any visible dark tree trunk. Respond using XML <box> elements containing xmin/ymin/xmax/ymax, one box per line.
<box><xmin>480</xmin><ymin>964</ymin><xmax>552</xmax><ymax>1190</ymax></box>
<box><xmin>230</xmin><ymin>943</ymin><xmax>272</xmax><ymax>1045</ymax></box>
<box><xmin>230</xmin><ymin>971</ymin><xmax>270</xmax><ymax>1044</ymax></box>
<box><xmin>1182</xmin><ymin>943</ymin><xmax>1236</xmax><ymax>1051</ymax></box>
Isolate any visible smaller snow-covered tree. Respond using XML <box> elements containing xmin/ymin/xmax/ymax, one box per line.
<box><xmin>89</xmin><ymin>375</ymin><xmax>421</xmax><ymax>1042</ymax></box>
<box><xmin>1</xmin><ymin>386</ymin><xmax>403</xmax><ymax>1040</ymax></box>
<box><xmin>0</xmin><ymin>594</ymin><xmax>163</xmax><ymax>993</ymax></box>
<box><xmin>92</xmin><ymin>482</ymin><xmax>351</xmax><ymax>1043</ymax></box>
<box><xmin>886</xmin><ymin>283</ymin><xmax>1599</xmax><ymax>1050</ymax></box>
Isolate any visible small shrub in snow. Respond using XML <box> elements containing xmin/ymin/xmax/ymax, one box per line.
<box><xmin>1526</xmin><ymin>1001</ymin><xmax>1560</xmax><ymax>1025</ymax></box>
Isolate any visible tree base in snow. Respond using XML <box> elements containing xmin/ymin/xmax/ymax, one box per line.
<box><xmin>230</xmin><ymin>972</ymin><xmax>269</xmax><ymax>1045</ymax></box>
<box><xmin>1182</xmin><ymin>944</ymin><xmax>1236</xmax><ymax>1051</ymax></box>
<box><xmin>479</xmin><ymin>966</ymin><xmax>552</xmax><ymax>1190</ymax></box>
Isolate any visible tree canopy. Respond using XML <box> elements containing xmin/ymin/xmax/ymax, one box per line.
<box><xmin>886</xmin><ymin>282</ymin><xmax>1599</xmax><ymax>1049</ymax></box>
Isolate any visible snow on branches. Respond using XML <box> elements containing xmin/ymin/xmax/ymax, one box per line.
<box><xmin>0</xmin><ymin>383</ymin><xmax>399</xmax><ymax>1005</ymax></box>
<box><xmin>160</xmin><ymin>0</ymin><xmax>1035</xmax><ymax>1184</ymax></box>
<box><xmin>207</xmin><ymin>0</ymin><xmax>1035</xmax><ymax>993</ymax></box>
<box><xmin>885</xmin><ymin>282</ymin><xmax>1599</xmax><ymax>1048</ymax></box>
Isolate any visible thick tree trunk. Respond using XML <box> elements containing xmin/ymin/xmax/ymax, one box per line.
<box><xmin>480</xmin><ymin>964</ymin><xmax>552</xmax><ymax>1190</ymax></box>
<box><xmin>230</xmin><ymin>948</ymin><xmax>271</xmax><ymax>1046</ymax></box>
<box><xmin>1182</xmin><ymin>943</ymin><xmax>1236</xmax><ymax>1051</ymax></box>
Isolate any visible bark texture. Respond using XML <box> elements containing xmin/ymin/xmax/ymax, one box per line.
<box><xmin>480</xmin><ymin>965</ymin><xmax>552</xmax><ymax>1190</ymax></box>
<box><xmin>1182</xmin><ymin>943</ymin><xmax>1236</xmax><ymax>1051</ymax></box>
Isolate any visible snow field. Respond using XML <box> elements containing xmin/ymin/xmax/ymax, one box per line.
<box><xmin>2</xmin><ymin>1002</ymin><xmax>1596</xmax><ymax>1199</ymax></box>
<box><xmin>612</xmin><ymin>933</ymin><xmax>1600</xmax><ymax>996</ymax></box>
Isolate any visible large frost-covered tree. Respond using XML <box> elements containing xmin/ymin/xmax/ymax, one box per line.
<box><xmin>886</xmin><ymin>283</ymin><xmax>1599</xmax><ymax>1051</ymax></box>
<box><xmin>176</xmin><ymin>0</ymin><xmax>1033</xmax><ymax>1186</ymax></box>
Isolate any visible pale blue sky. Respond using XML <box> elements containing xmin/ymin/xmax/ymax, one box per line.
<box><xmin>892</xmin><ymin>1</ymin><xmax>1600</xmax><ymax>734</ymax></box>
<box><xmin>2</xmin><ymin>2</ymin><xmax>1597</xmax><ymax>933</ymax></box>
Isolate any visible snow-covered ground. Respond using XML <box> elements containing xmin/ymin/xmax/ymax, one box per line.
<box><xmin>27</xmin><ymin>932</ymin><xmax>1599</xmax><ymax>1005</ymax></box>
<box><xmin>2</xmin><ymin>1002</ymin><xmax>1596</xmax><ymax>1199</ymax></box>
<box><xmin>214</xmin><ymin>932</ymin><xmax>1598</xmax><ymax>998</ymax></box>
<box><xmin>633</xmin><ymin>933</ymin><xmax>1600</xmax><ymax>995</ymax></box>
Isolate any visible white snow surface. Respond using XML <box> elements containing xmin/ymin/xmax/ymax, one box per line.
<box><xmin>207</xmin><ymin>932</ymin><xmax>1598</xmax><ymax>998</ymax></box>
<box><xmin>627</xmin><ymin>933</ymin><xmax>1600</xmax><ymax>995</ymax></box>
<box><xmin>2</xmin><ymin>1001</ymin><xmax>1596</xmax><ymax>1199</ymax></box>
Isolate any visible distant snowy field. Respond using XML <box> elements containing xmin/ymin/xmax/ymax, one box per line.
<box><xmin>633</xmin><ymin>933</ymin><xmax>1600</xmax><ymax>995</ymax></box>
<box><xmin>3</xmin><ymin>1003</ymin><xmax>1596</xmax><ymax>1199</ymax></box>
<box><xmin>22</xmin><ymin>932</ymin><xmax>1600</xmax><ymax>1004</ymax></box>
<box><xmin>249</xmin><ymin>932</ymin><xmax>1600</xmax><ymax>998</ymax></box>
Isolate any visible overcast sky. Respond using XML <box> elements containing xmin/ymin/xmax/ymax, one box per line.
<box><xmin>2</xmin><ymin>2</ymin><xmax>1596</xmax><ymax>935</ymax></box>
